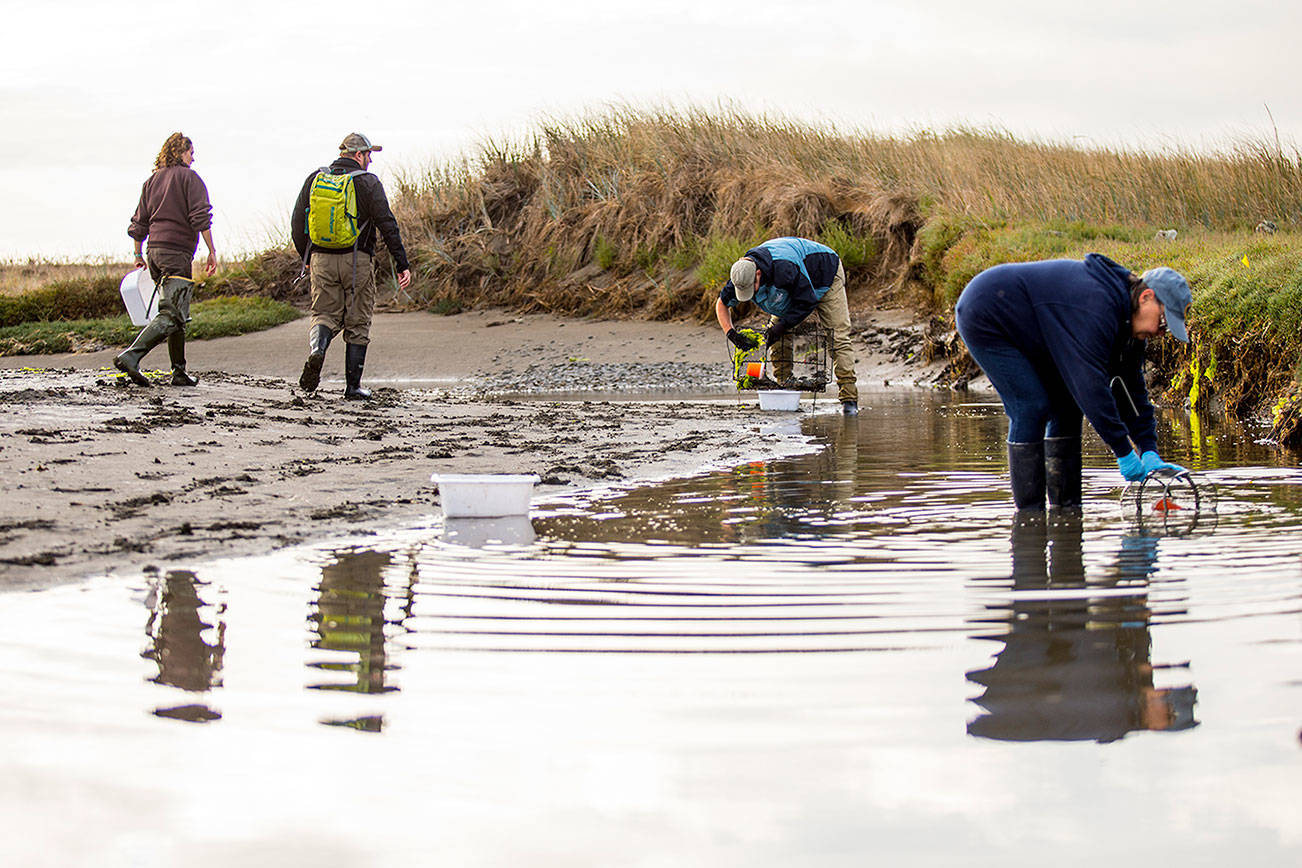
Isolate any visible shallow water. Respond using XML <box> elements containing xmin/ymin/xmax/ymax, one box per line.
<box><xmin>2</xmin><ymin>391</ymin><xmax>1300</xmax><ymax>867</ymax></box>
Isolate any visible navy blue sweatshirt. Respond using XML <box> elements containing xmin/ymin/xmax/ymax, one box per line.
<box><xmin>954</xmin><ymin>254</ymin><xmax>1157</xmax><ymax>456</ymax></box>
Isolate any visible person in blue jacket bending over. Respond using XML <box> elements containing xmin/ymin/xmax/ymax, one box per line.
<box><xmin>715</xmin><ymin>237</ymin><xmax>859</xmax><ymax>415</ymax></box>
<box><xmin>954</xmin><ymin>254</ymin><xmax>1193</xmax><ymax>511</ymax></box>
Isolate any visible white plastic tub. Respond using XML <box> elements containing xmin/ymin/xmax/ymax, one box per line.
<box><xmin>431</xmin><ymin>473</ymin><xmax>540</xmax><ymax>517</ymax></box>
<box><xmin>757</xmin><ymin>390</ymin><xmax>801</xmax><ymax>411</ymax></box>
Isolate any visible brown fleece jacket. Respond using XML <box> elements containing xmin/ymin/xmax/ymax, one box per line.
<box><xmin>128</xmin><ymin>165</ymin><xmax>213</xmax><ymax>254</ymax></box>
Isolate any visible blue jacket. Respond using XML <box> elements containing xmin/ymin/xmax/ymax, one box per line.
<box><xmin>954</xmin><ymin>254</ymin><xmax>1157</xmax><ymax>456</ymax></box>
<box><xmin>719</xmin><ymin>237</ymin><xmax>841</xmax><ymax>329</ymax></box>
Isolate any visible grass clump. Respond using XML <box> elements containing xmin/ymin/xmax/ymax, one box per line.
<box><xmin>592</xmin><ymin>235</ymin><xmax>618</xmax><ymax>270</ymax></box>
<box><xmin>817</xmin><ymin>219</ymin><xmax>877</xmax><ymax>270</ymax></box>
<box><xmin>695</xmin><ymin>231</ymin><xmax>767</xmax><ymax>291</ymax></box>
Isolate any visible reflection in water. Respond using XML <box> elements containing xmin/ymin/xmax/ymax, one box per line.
<box><xmin>14</xmin><ymin>391</ymin><xmax>1300</xmax><ymax>866</ymax></box>
<box><xmin>141</xmin><ymin>569</ymin><xmax>226</xmax><ymax>724</ymax></box>
<box><xmin>442</xmin><ymin>516</ymin><xmax>536</xmax><ymax>548</ymax></box>
<box><xmin>308</xmin><ymin>549</ymin><xmax>410</xmax><ymax>731</ymax></box>
<box><xmin>966</xmin><ymin>516</ymin><xmax>1198</xmax><ymax>742</ymax></box>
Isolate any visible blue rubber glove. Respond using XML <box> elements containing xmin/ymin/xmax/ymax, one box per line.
<box><xmin>1116</xmin><ymin>450</ymin><xmax>1145</xmax><ymax>481</ymax></box>
<box><xmin>1141</xmin><ymin>450</ymin><xmax>1186</xmax><ymax>477</ymax></box>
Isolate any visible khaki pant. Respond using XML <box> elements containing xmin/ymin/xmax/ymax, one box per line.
<box><xmin>310</xmin><ymin>251</ymin><xmax>376</xmax><ymax>345</ymax></box>
<box><xmin>769</xmin><ymin>263</ymin><xmax>858</xmax><ymax>402</ymax></box>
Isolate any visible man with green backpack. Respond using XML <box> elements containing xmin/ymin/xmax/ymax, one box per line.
<box><xmin>291</xmin><ymin>132</ymin><xmax>412</xmax><ymax>400</ymax></box>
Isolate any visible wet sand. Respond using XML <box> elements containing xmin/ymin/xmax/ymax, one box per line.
<box><xmin>0</xmin><ymin>310</ymin><xmax>944</xmax><ymax>589</ymax></box>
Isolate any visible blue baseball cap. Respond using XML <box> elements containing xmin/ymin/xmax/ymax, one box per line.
<box><xmin>1141</xmin><ymin>267</ymin><xmax>1193</xmax><ymax>342</ymax></box>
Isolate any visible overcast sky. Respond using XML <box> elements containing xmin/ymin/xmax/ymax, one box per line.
<box><xmin>5</xmin><ymin>0</ymin><xmax>1300</xmax><ymax>260</ymax></box>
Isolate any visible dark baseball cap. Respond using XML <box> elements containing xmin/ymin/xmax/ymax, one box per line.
<box><xmin>339</xmin><ymin>132</ymin><xmax>383</xmax><ymax>153</ymax></box>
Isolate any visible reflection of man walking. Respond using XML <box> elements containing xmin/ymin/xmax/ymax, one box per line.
<box><xmin>291</xmin><ymin>133</ymin><xmax>412</xmax><ymax>400</ymax></box>
<box><xmin>118</xmin><ymin>132</ymin><xmax>216</xmax><ymax>387</ymax></box>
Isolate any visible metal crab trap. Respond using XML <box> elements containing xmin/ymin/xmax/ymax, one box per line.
<box><xmin>729</xmin><ymin>321</ymin><xmax>830</xmax><ymax>392</ymax></box>
<box><xmin>1118</xmin><ymin>469</ymin><xmax>1218</xmax><ymax>535</ymax></box>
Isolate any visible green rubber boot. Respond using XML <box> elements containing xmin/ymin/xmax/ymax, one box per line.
<box><xmin>168</xmin><ymin>331</ymin><xmax>199</xmax><ymax>386</ymax></box>
<box><xmin>114</xmin><ymin>318</ymin><xmax>172</xmax><ymax>386</ymax></box>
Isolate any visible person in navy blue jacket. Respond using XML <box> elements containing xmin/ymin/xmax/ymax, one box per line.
<box><xmin>715</xmin><ymin>237</ymin><xmax>859</xmax><ymax>414</ymax></box>
<box><xmin>954</xmin><ymin>254</ymin><xmax>1193</xmax><ymax>511</ymax></box>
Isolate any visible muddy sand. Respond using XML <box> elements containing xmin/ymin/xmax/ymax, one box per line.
<box><xmin>0</xmin><ymin>309</ymin><xmax>945</xmax><ymax>590</ymax></box>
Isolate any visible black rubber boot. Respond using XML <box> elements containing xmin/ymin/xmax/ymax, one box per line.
<box><xmin>114</xmin><ymin>318</ymin><xmax>172</xmax><ymax>386</ymax></box>
<box><xmin>299</xmin><ymin>324</ymin><xmax>333</xmax><ymax>392</ymax></box>
<box><xmin>1007</xmin><ymin>441</ymin><xmax>1046</xmax><ymax>512</ymax></box>
<box><xmin>344</xmin><ymin>342</ymin><xmax>371</xmax><ymax>401</ymax></box>
<box><xmin>168</xmin><ymin>331</ymin><xmax>199</xmax><ymax>386</ymax></box>
<box><xmin>1044</xmin><ymin>436</ymin><xmax>1082</xmax><ymax>508</ymax></box>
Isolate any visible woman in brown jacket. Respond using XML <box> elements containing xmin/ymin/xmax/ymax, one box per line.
<box><xmin>117</xmin><ymin>133</ymin><xmax>217</xmax><ymax>386</ymax></box>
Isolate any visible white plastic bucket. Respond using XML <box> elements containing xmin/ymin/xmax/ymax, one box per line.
<box><xmin>757</xmin><ymin>390</ymin><xmax>801</xmax><ymax>411</ymax></box>
<box><xmin>119</xmin><ymin>267</ymin><xmax>159</xmax><ymax>326</ymax></box>
<box><xmin>431</xmin><ymin>473</ymin><xmax>540</xmax><ymax>517</ymax></box>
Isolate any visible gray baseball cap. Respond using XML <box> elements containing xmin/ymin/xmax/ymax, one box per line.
<box><xmin>1141</xmin><ymin>267</ymin><xmax>1193</xmax><ymax>342</ymax></box>
<box><xmin>730</xmin><ymin>258</ymin><xmax>757</xmax><ymax>301</ymax></box>
<box><xmin>340</xmin><ymin>132</ymin><xmax>383</xmax><ymax>154</ymax></box>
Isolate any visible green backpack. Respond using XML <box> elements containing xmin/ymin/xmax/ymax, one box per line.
<box><xmin>306</xmin><ymin>168</ymin><xmax>365</xmax><ymax>249</ymax></box>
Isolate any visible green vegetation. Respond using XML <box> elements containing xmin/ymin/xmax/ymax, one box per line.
<box><xmin>0</xmin><ymin>296</ymin><xmax>300</xmax><ymax>356</ymax></box>
<box><xmin>696</xmin><ymin>231</ymin><xmax>766</xmax><ymax>291</ymax></box>
<box><xmin>916</xmin><ymin>218</ymin><xmax>1150</xmax><ymax>309</ymax></box>
<box><xmin>6</xmin><ymin>107</ymin><xmax>1302</xmax><ymax>446</ymax></box>
<box><xmin>0</xmin><ymin>275</ymin><xmax>124</xmax><ymax>326</ymax></box>
<box><xmin>592</xmin><ymin>235</ymin><xmax>618</xmax><ymax>270</ymax></box>
<box><xmin>817</xmin><ymin>218</ymin><xmax>878</xmax><ymax>271</ymax></box>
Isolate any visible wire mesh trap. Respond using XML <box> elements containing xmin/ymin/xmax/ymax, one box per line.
<box><xmin>1118</xmin><ymin>470</ymin><xmax>1218</xmax><ymax>535</ymax></box>
<box><xmin>729</xmin><ymin>321</ymin><xmax>830</xmax><ymax>392</ymax></box>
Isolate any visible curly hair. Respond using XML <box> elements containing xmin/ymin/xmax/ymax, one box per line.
<box><xmin>153</xmin><ymin>133</ymin><xmax>194</xmax><ymax>170</ymax></box>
